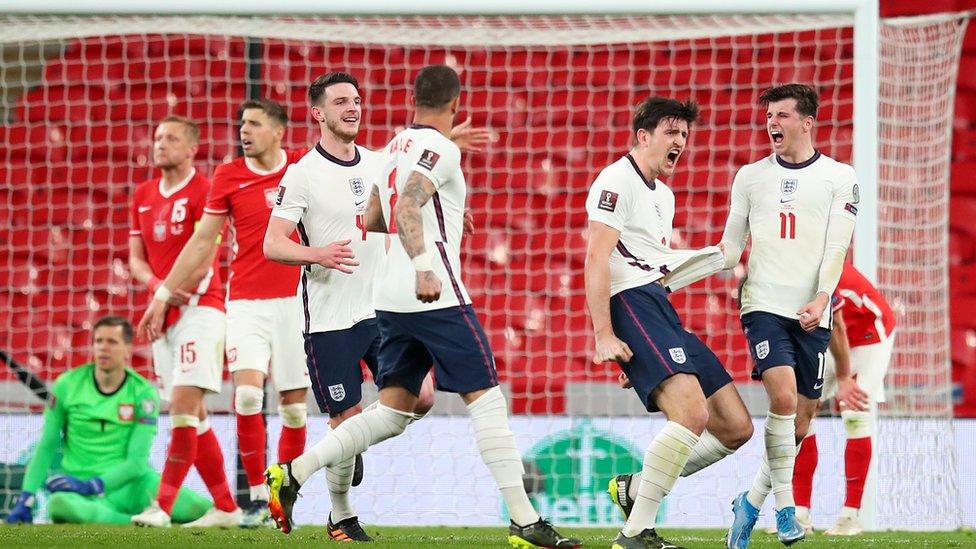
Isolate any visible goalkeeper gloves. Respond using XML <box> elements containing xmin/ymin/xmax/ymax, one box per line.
<box><xmin>5</xmin><ymin>491</ymin><xmax>34</xmax><ymax>524</ymax></box>
<box><xmin>45</xmin><ymin>475</ymin><xmax>104</xmax><ymax>496</ymax></box>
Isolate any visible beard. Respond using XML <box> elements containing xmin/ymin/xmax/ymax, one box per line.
<box><xmin>326</xmin><ymin>117</ymin><xmax>358</xmax><ymax>143</ymax></box>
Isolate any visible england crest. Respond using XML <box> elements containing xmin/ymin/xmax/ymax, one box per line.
<box><xmin>755</xmin><ymin>340</ymin><xmax>770</xmax><ymax>360</ymax></box>
<box><xmin>349</xmin><ymin>178</ymin><xmax>366</xmax><ymax>196</ymax></box>
<box><xmin>668</xmin><ymin>347</ymin><xmax>687</xmax><ymax>364</ymax></box>
<box><xmin>329</xmin><ymin>384</ymin><xmax>346</xmax><ymax>402</ymax></box>
<box><xmin>781</xmin><ymin>179</ymin><xmax>798</xmax><ymax>195</ymax></box>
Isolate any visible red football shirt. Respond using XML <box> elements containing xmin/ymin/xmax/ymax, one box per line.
<box><xmin>129</xmin><ymin>169</ymin><xmax>225</xmax><ymax>316</ymax></box>
<box><xmin>204</xmin><ymin>149</ymin><xmax>307</xmax><ymax>301</ymax></box>
<box><xmin>831</xmin><ymin>263</ymin><xmax>897</xmax><ymax>347</ymax></box>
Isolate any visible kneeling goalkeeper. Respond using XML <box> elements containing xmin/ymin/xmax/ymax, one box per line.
<box><xmin>6</xmin><ymin>316</ymin><xmax>210</xmax><ymax>525</ymax></box>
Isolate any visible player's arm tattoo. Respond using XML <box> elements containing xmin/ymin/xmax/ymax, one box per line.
<box><xmin>363</xmin><ymin>184</ymin><xmax>387</xmax><ymax>232</ymax></box>
<box><xmin>395</xmin><ymin>171</ymin><xmax>436</xmax><ymax>259</ymax></box>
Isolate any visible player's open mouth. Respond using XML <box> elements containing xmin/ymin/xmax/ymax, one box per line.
<box><xmin>770</xmin><ymin>130</ymin><xmax>784</xmax><ymax>144</ymax></box>
<box><xmin>342</xmin><ymin>116</ymin><xmax>358</xmax><ymax>124</ymax></box>
<box><xmin>241</xmin><ymin>139</ymin><xmax>253</xmax><ymax>148</ymax></box>
<box><xmin>666</xmin><ymin>149</ymin><xmax>680</xmax><ymax>166</ymax></box>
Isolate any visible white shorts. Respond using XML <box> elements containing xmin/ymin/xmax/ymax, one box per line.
<box><xmin>225</xmin><ymin>296</ymin><xmax>310</xmax><ymax>392</ymax></box>
<box><xmin>822</xmin><ymin>330</ymin><xmax>895</xmax><ymax>403</ymax></box>
<box><xmin>152</xmin><ymin>305</ymin><xmax>226</xmax><ymax>402</ymax></box>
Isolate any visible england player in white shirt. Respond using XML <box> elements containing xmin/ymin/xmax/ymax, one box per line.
<box><xmin>264</xmin><ymin>65</ymin><xmax>581</xmax><ymax>549</ymax></box>
<box><xmin>261</xmin><ymin>72</ymin><xmax>438</xmax><ymax>541</ymax></box>
<box><xmin>720</xmin><ymin>84</ymin><xmax>860</xmax><ymax>549</ymax></box>
<box><xmin>584</xmin><ymin>97</ymin><xmax>754</xmax><ymax>549</ymax></box>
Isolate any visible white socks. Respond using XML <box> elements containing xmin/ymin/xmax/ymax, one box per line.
<box><xmin>680</xmin><ymin>429</ymin><xmax>735</xmax><ymax>477</ymax></box>
<box><xmin>747</xmin><ymin>411</ymin><xmax>797</xmax><ymax>510</ymax></box>
<box><xmin>325</xmin><ymin>457</ymin><xmax>356</xmax><ymax>522</ymax></box>
<box><xmin>291</xmin><ymin>403</ymin><xmax>412</xmax><ymax>486</ymax></box>
<box><xmin>249</xmin><ymin>483</ymin><xmax>269</xmax><ymax>502</ymax></box>
<box><xmin>467</xmin><ymin>387</ymin><xmax>539</xmax><ymax>526</ymax></box>
<box><xmin>622</xmin><ymin>421</ymin><xmax>699</xmax><ymax>537</ymax></box>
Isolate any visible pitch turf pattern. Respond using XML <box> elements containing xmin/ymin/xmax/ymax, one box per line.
<box><xmin>0</xmin><ymin>526</ymin><xmax>973</xmax><ymax>548</ymax></box>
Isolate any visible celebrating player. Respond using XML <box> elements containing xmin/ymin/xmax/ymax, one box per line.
<box><xmin>128</xmin><ymin>116</ymin><xmax>240</xmax><ymax>528</ymax></box>
<box><xmin>584</xmin><ymin>97</ymin><xmax>754</xmax><ymax>549</ymax></box>
<box><xmin>264</xmin><ymin>65</ymin><xmax>581</xmax><ymax>548</ymax></box>
<box><xmin>720</xmin><ymin>84</ymin><xmax>860</xmax><ymax>548</ymax></box>
<box><xmin>262</xmin><ymin>71</ymin><xmax>436</xmax><ymax>541</ymax></box>
<box><xmin>790</xmin><ymin>262</ymin><xmax>890</xmax><ymax>536</ymax></box>
<box><xmin>137</xmin><ymin>100</ymin><xmax>311</xmax><ymax>526</ymax></box>
<box><xmin>5</xmin><ymin>316</ymin><xmax>211</xmax><ymax>525</ymax></box>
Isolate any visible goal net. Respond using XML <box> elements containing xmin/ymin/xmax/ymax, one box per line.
<box><xmin>0</xmin><ymin>10</ymin><xmax>967</xmax><ymax>530</ymax></box>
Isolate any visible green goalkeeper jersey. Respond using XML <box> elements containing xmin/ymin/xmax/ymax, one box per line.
<box><xmin>21</xmin><ymin>363</ymin><xmax>160</xmax><ymax>493</ymax></box>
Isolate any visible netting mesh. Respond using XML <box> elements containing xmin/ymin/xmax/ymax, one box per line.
<box><xmin>0</xmin><ymin>12</ymin><xmax>967</xmax><ymax>529</ymax></box>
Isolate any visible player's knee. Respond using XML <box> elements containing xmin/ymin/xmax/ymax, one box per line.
<box><xmin>46</xmin><ymin>493</ymin><xmax>77</xmax><ymax>523</ymax></box>
<box><xmin>670</xmin><ymin>403</ymin><xmax>708</xmax><ymax>435</ymax></box>
<box><xmin>279</xmin><ymin>402</ymin><xmax>307</xmax><ymax>428</ymax></box>
<box><xmin>414</xmin><ymin>386</ymin><xmax>435</xmax><ymax>417</ymax></box>
<box><xmin>726</xmin><ymin>414</ymin><xmax>754</xmax><ymax>449</ymax></box>
<box><xmin>234</xmin><ymin>385</ymin><xmax>264</xmax><ymax>416</ymax></box>
<box><xmin>842</xmin><ymin>410</ymin><xmax>872</xmax><ymax>439</ymax></box>
<box><xmin>767</xmin><ymin>389</ymin><xmax>797</xmax><ymax>415</ymax></box>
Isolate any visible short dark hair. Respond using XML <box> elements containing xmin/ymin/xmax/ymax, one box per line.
<box><xmin>759</xmin><ymin>83</ymin><xmax>819</xmax><ymax>118</ymax></box>
<box><xmin>93</xmin><ymin>315</ymin><xmax>133</xmax><ymax>344</ymax></box>
<box><xmin>413</xmin><ymin>64</ymin><xmax>461</xmax><ymax>109</ymax></box>
<box><xmin>238</xmin><ymin>98</ymin><xmax>289</xmax><ymax>128</ymax></box>
<box><xmin>160</xmin><ymin>115</ymin><xmax>200</xmax><ymax>144</ymax></box>
<box><xmin>308</xmin><ymin>72</ymin><xmax>360</xmax><ymax>107</ymax></box>
<box><xmin>632</xmin><ymin>97</ymin><xmax>699</xmax><ymax>135</ymax></box>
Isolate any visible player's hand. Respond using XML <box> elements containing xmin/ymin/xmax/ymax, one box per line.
<box><xmin>836</xmin><ymin>375</ymin><xmax>869</xmax><ymax>412</ymax></box>
<box><xmin>138</xmin><ymin>298</ymin><xmax>169</xmax><ymax>342</ymax></box>
<box><xmin>617</xmin><ymin>372</ymin><xmax>633</xmax><ymax>389</ymax></box>
<box><xmin>594</xmin><ymin>329</ymin><xmax>634</xmax><ymax>364</ymax></box>
<box><xmin>797</xmin><ymin>293</ymin><xmax>829</xmax><ymax>332</ymax></box>
<box><xmin>46</xmin><ymin>475</ymin><xmax>104</xmax><ymax>496</ymax></box>
<box><xmin>463</xmin><ymin>208</ymin><xmax>475</xmax><ymax>236</ymax></box>
<box><xmin>450</xmin><ymin>117</ymin><xmax>490</xmax><ymax>153</ymax></box>
<box><xmin>415</xmin><ymin>271</ymin><xmax>442</xmax><ymax>303</ymax></box>
<box><xmin>5</xmin><ymin>491</ymin><xmax>33</xmax><ymax>524</ymax></box>
<box><xmin>148</xmin><ymin>277</ymin><xmax>188</xmax><ymax>307</ymax></box>
<box><xmin>316</xmin><ymin>239</ymin><xmax>359</xmax><ymax>274</ymax></box>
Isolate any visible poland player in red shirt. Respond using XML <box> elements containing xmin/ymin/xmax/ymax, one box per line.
<box><xmin>129</xmin><ymin>116</ymin><xmax>241</xmax><ymax>527</ymax></box>
<box><xmin>138</xmin><ymin>101</ymin><xmax>310</xmax><ymax>526</ymax></box>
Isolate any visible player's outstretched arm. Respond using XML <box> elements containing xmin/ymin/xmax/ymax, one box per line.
<box><xmin>264</xmin><ymin>216</ymin><xmax>359</xmax><ymax>273</ymax></box>
<box><xmin>585</xmin><ymin>221</ymin><xmax>633</xmax><ymax>365</ymax></box>
<box><xmin>395</xmin><ymin>170</ymin><xmax>441</xmax><ymax>303</ymax></box>
<box><xmin>449</xmin><ymin>116</ymin><xmax>490</xmax><ymax>153</ymax></box>
<box><xmin>829</xmin><ymin>308</ymin><xmax>869</xmax><ymax>411</ymax></box>
<box><xmin>8</xmin><ymin>384</ymin><xmax>67</xmax><ymax>523</ymax></box>
<box><xmin>718</xmin><ymin>170</ymin><xmax>750</xmax><ymax>269</ymax></box>
<box><xmin>362</xmin><ymin>184</ymin><xmax>387</xmax><ymax>233</ymax></box>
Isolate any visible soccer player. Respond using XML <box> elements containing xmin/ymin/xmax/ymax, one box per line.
<box><xmin>5</xmin><ymin>316</ymin><xmax>211</xmax><ymax>525</ymax></box>
<box><xmin>720</xmin><ymin>84</ymin><xmax>861</xmax><ymax>548</ymax></box>
<box><xmin>128</xmin><ymin>116</ymin><xmax>241</xmax><ymax>528</ymax></box>
<box><xmin>584</xmin><ymin>97</ymin><xmax>754</xmax><ymax>549</ymax></box>
<box><xmin>137</xmin><ymin>100</ymin><xmax>312</xmax><ymax>526</ymax></box>
<box><xmin>264</xmin><ymin>64</ymin><xmax>581</xmax><ymax>549</ymax></box>
<box><xmin>262</xmin><ymin>71</ymin><xmax>437</xmax><ymax>541</ymax></box>
<box><xmin>790</xmin><ymin>262</ymin><xmax>890</xmax><ymax>536</ymax></box>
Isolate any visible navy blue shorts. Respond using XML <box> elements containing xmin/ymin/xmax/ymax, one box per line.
<box><xmin>304</xmin><ymin>319</ymin><xmax>380</xmax><ymax>415</ymax></box>
<box><xmin>741</xmin><ymin>311</ymin><xmax>831</xmax><ymax>399</ymax></box>
<box><xmin>375</xmin><ymin>304</ymin><xmax>498</xmax><ymax>395</ymax></box>
<box><xmin>611</xmin><ymin>283</ymin><xmax>733</xmax><ymax>412</ymax></box>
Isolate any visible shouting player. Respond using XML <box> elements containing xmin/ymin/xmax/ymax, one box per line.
<box><xmin>584</xmin><ymin>97</ymin><xmax>753</xmax><ymax>549</ymax></box>
<box><xmin>263</xmin><ymin>71</ymin><xmax>436</xmax><ymax>541</ymax></box>
<box><xmin>137</xmin><ymin>100</ymin><xmax>310</xmax><ymax>526</ymax></box>
<box><xmin>264</xmin><ymin>65</ymin><xmax>581</xmax><ymax>548</ymax></box>
<box><xmin>720</xmin><ymin>84</ymin><xmax>860</xmax><ymax>548</ymax></box>
<box><xmin>5</xmin><ymin>317</ymin><xmax>211</xmax><ymax>525</ymax></box>
<box><xmin>790</xmin><ymin>262</ymin><xmax>889</xmax><ymax>536</ymax></box>
<box><xmin>128</xmin><ymin>117</ymin><xmax>240</xmax><ymax>528</ymax></box>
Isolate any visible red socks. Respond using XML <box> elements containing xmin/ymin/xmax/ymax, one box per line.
<box><xmin>158</xmin><ymin>426</ymin><xmax>197</xmax><ymax>514</ymax></box>
<box><xmin>195</xmin><ymin>427</ymin><xmax>238</xmax><ymax>512</ymax></box>
<box><xmin>844</xmin><ymin>436</ymin><xmax>872</xmax><ymax>509</ymax></box>
<box><xmin>236</xmin><ymin>412</ymin><xmax>267</xmax><ymax>488</ymax></box>
<box><xmin>792</xmin><ymin>433</ymin><xmax>818</xmax><ymax>508</ymax></box>
<box><xmin>278</xmin><ymin>425</ymin><xmax>307</xmax><ymax>462</ymax></box>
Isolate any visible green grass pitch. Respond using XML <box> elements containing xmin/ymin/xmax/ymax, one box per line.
<box><xmin>0</xmin><ymin>525</ymin><xmax>973</xmax><ymax>548</ymax></box>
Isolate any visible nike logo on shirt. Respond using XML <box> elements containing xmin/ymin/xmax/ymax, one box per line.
<box><xmin>138</xmin><ymin>206</ymin><xmax>152</xmax><ymax>212</ymax></box>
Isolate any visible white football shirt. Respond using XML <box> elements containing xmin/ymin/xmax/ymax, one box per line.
<box><xmin>374</xmin><ymin>125</ymin><xmax>472</xmax><ymax>313</ymax></box>
<box><xmin>731</xmin><ymin>151</ymin><xmax>859</xmax><ymax>327</ymax></box>
<box><xmin>270</xmin><ymin>144</ymin><xmax>385</xmax><ymax>333</ymax></box>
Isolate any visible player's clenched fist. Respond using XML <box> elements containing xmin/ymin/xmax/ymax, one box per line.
<box><xmin>797</xmin><ymin>293</ymin><xmax>829</xmax><ymax>332</ymax></box>
<box><xmin>593</xmin><ymin>328</ymin><xmax>634</xmax><ymax>364</ymax></box>
<box><xmin>315</xmin><ymin>239</ymin><xmax>359</xmax><ymax>274</ymax></box>
<box><xmin>415</xmin><ymin>271</ymin><xmax>442</xmax><ymax>303</ymax></box>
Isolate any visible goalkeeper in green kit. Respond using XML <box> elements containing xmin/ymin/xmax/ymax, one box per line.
<box><xmin>5</xmin><ymin>316</ymin><xmax>211</xmax><ymax>525</ymax></box>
